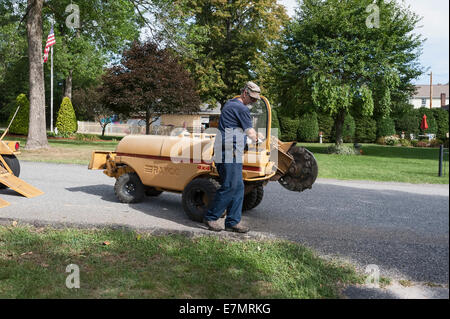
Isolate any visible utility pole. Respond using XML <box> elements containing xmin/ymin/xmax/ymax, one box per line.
<box><xmin>50</xmin><ymin>45</ymin><xmax>54</xmax><ymax>132</ymax></box>
<box><xmin>429</xmin><ymin>71</ymin><xmax>433</xmax><ymax>109</ymax></box>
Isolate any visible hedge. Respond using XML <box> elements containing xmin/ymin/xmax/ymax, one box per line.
<box><xmin>279</xmin><ymin>115</ymin><xmax>299</xmax><ymax>141</ymax></box>
<box><xmin>355</xmin><ymin>116</ymin><xmax>377</xmax><ymax>143</ymax></box>
<box><xmin>317</xmin><ymin>112</ymin><xmax>335</xmax><ymax>143</ymax></box>
<box><xmin>56</xmin><ymin>97</ymin><xmax>77</xmax><ymax>134</ymax></box>
<box><xmin>376</xmin><ymin>117</ymin><xmax>396</xmax><ymax>137</ymax></box>
<box><xmin>432</xmin><ymin>108</ymin><xmax>449</xmax><ymax>140</ymax></box>
<box><xmin>394</xmin><ymin>111</ymin><xmax>421</xmax><ymax>137</ymax></box>
<box><xmin>7</xmin><ymin>93</ymin><xmax>29</xmax><ymax>135</ymax></box>
<box><xmin>297</xmin><ymin>112</ymin><xmax>319</xmax><ymax>142</ymax></box>
<box><xmin>271</xmin><ymin>107</ymin><xmax>281</xmax><ymax>137</ymax></box>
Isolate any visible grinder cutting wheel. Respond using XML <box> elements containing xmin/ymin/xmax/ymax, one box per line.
<box><xmin>269</xmin><ymin>137</ymin><xmax>318</xmax><ymax>192</ymax></box>
<box><xmin>277</xmin><ymin>145</ymin><xmax>318</xmax><ymax>192</ymax></box>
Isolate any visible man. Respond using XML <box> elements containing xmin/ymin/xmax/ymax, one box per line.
<box><xmin>203</xmin><ymin>81</ymin><xmax>261</xmax><ymax>233</ymax></box>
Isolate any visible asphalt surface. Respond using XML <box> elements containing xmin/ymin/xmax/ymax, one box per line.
<box><xmin>1</xmin><ymin>161</ymin><xmax>448</xmax><ymax>298</ymax></box>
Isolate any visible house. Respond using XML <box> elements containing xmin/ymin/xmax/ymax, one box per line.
<box><xmin>409</xmin><ymin>83</ymin><xmax>449</xmax><ymax>109</ymax></box>
<box><xmin>159</xmin><ymin>103</ymin><xmax>221</xmax><ymax>131</ymax></box>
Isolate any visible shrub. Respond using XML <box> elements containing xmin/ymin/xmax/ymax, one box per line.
<box><xmin>377</xmin><ymin>117</ymin><xmax>396</xmax><ymax>137</ymax></box>
<box><xmin>395</xmin><ymin>111</ymin><xmax>420</xmax><ymax>137</ymax></box>
<box><xmin>7</xmin><ymin>94</ymin><xmax>29</xmax><ymax>135</ymax></box>
<box><xmin>415</xmin><ymin>141</ymin><xmax>428</xmax><ymax>148</ymax></box>
<box><xmin>326</xmin><ymin>144</ymin><xmax>359</xmax><ymax>155</ymax></box>
<box><xmin>429</xmin><ymin>138</ymin><xmax>444</xmax><ymax>148</ymax></box>
<box><xmin>376</xmin><ymin>137</ymin><xmax>386</xmax><ymax>145</ymax></box>
<box><xmin>342</xmin><ymin>113</ymin><xmax>355</xmax><ymax>143</ymax></box>
<box><xmin>355</xmin><ymin>116</ymin><xmax>377</xmax><ymax>143</ymax></box>
<box><xmin>385</xmin><ymin>135</ymin><xmax>400</xmax><ymax>146</ymax></box>
<box><xmin>411</xmin><ymin>139</ymin><xmax>419</xmax><ymax>147</ymax></box>
<box><xmin>279</xmin><ymin>115</ymin><xmax>299</xmax><ymax>141</ymax></box>
<box><xmin>432</xmin><ymin>108</ymin><xmax>449</xmax><ymax>140</ymax></box>
<box><xmin>297</xmin><ymin>112</ymin><xmax>319</xmax><ymax>142</ymax></box>
<box><xmin>56</xmin><ymin>97</ymin><xmax>77</xmax><ymax>134</ymax></box>
<box><xmin>400</xmin><ymin>139</ymin><xmax>411</xmax><ymax>147</ymax></box>
<box><xmin>317</xmin><ymin>112</ymin><xmax>335</xmax><ymax>143</ymax></box>
<box><xmin>75</xmin><ymin>133</ymin><xmax>98</xmax><ymax>141</ymax></box>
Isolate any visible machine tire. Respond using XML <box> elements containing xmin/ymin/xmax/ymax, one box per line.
<box><xmin>182</xmin><ymin>178</ymin><xmax>220</xmax><ymax>222</ymax></box>
<box><xmin>145</xmin><ymin>186</ymin><xmax>163</xmax><ymax>197</ymax></box>
<box><xmin>242</xmin><ymin>186</ymin><xmax>264</xmax><ymax>212</ymax></box>
<box><xmin>114</xmin><ymin>173</ymin><xmax>145</xmax><ymax>203</ymax></box>
<box><xmin>0</xmin><ymin>155</ymin><xmax>20</xmax><ymax>189</ymax></box>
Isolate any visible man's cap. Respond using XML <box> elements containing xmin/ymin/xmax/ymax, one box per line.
<box><xmin>244</xmin><ymin>81</ymin><xmax>261</xmax><ymax>100</ymax></box>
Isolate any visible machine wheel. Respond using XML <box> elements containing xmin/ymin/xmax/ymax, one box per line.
<box><xmin>145</xmin><ymin>186</ymin><xmax>163</xmax><ymax>197</ymax></box>
<box><xmin>0</xmin><ymin>155</ymin><xmax>20</xmax><ymax>189</ymax></box>
<box><xmin>114</xmin><ymin>173</ymin><xmax>145</xmax><ymax>203</ymax></box>
<box><xmin>242</xmin><ymin>186</ymin><xmax>264</xmax><ymax>212</ymax></box>
<box><xmin>182</xmin><ymin>178</ymin><xmax>220</xmax><ymax>222</ymax></box>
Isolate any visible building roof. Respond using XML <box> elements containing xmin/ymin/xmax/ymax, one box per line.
<box><xmin>198</xmin><ymin>103</ymin><xmax>221</xmax><ymax>115</ymax></box>
<box><xmin>413</xmin><ymin>83</ymin><xmax>449</xmax><ymax>98</ymax></box>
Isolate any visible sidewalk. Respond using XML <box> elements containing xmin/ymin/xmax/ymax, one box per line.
<box><xmin>316</xmin><ymin>178</ymin><xmax>449</xmax><ymax>197</ymax></box>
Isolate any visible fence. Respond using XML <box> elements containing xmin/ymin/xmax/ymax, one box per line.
<box><xmin>76</xmin><ymin>121</ymin><xmax>193</xmax><ymax>136</ymax></box>
<box><xmin>439</xmin><ymin>145</ymin><xmax>449</xmax><ymax>177</ymax></box>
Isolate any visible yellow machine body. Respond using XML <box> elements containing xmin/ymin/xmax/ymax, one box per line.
<box><xmin>88</xmin><ymin>96</ymin><xmax>288</xmax><ymax>194</ymax></box>
<box><xmin>0</xmin><ymin>137</ymin><xmax>44</xmax><ymax>208</ymax></box>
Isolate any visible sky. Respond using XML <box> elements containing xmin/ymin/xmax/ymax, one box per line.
<box><xmin>278</xmin><ymin>0</ymin><xmax>449</xmax><ymax>85</ymax></box>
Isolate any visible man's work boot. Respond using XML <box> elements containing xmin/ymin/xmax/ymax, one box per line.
<box><xmin>203</xmin><ymin>219</ymin><xmax>223</xmax><ymax>232</ymax></box>
<box><xmin>225</xmin><ymin>222</ymin><xmax>249</xmax><ymax>233</ymax></box>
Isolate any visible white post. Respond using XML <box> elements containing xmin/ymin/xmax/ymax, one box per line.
<box><xmin>50</xmin><ymin>46</ymin><xmax>54</xmax><ymax>132</ymax></box>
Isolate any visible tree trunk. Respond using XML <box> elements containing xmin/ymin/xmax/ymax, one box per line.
<box><xmin>145</xmin><ymin>106</ymin><xmax>150</xmax><ymax>135</ymax></box>
<box><xmin>334</xmin><ymin>109</ymin><xmax>346</xmax><ymax>145</ymax></box>
<box><xmin>101</xmin><ymin>123</ymin><xmax>106</xmax><ymax>136</ymax></box>
<box><xmin>64</xmin><ymin>70</ymin><xmax>73</xmax><ymax>99</ymax></box>
<box><xmin>25</xmin><ymin>0</ymin><xmax>48</xmax><ymax>150</ymax></box>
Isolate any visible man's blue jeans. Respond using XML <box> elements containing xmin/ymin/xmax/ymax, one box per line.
<box><xmin>204</xmin><ymin>161</ymin><xmax>244</xmax><ymax>227</ymax></box>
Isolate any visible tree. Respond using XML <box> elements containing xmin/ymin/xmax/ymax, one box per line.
<box><xmin>271</xmin><ymin>0</ymin><xmax>424</xmax><ymax>145</ymax></box>
<box><xmin>0</xmin><ymin>1</ymin><xmax>28</xmax><ymax>122</ymax></box>
<box><xmin>100</xmin><ymin>41</ymin><xmax>200</xmax><ymax>134</ymax></box>
<box><xmin>55</xmin><ymin>97</ymin><xmax>77</xmax><ymax>134</ymax></box>
<box><xmin>166</xmin><ymin>0</ymin><xmax>288</xmax><ymax>106</ymax></box>
<box><xmin>42</xmin><ymin>0</ymin><xmax>143</xmax><ymax>100</ymax></box>
<box><xmin>7</xmin><ymin>94</ymin><xmax>30</xmax><ymax>135</ymax></box>
<box><xmin>26</xmin><ymin>0</ymin><xmax>48</xmax><ymax>149</ymax></box>
<box><xmin>72</xmin><ymin>86</ymin><xmax>115</xmax><ymax>136</ymax></box>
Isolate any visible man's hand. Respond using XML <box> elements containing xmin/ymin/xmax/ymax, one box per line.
<box><xmin>245</xmin><ymin>128</ymin><xmax>265</xmax><ymax>144</ymax></box>
<box><xmin>245</xmin><ymin>128</ymin><xmax>258</xmax><ymax>143</ymax></box>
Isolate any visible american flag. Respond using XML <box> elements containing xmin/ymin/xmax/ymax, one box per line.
<box><xmin>43</xmin><ymin>26</ymin><xmax>56</xmax><ymax>63</ymax></box>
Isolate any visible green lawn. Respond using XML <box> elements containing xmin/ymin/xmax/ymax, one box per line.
<box><xmin>300</xmin><ymin>143</ymin><xmax>449</xmax><ymax>184</ymax></box>
<box><xmin>0</xmin><ymin>225</ymin><xmax>361</xmax><ymax>299</ymax></box>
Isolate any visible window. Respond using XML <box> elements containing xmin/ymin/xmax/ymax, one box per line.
<box><xmin>421</xmin><ymin>98</ymin><xmax>426</xmax><ymax>106</ymax></box>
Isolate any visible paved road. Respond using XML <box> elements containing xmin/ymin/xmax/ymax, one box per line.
<box><xmin>1</xmin><ymin>161</ymin><xmax>448</xmax><ymax>293</ymax></box>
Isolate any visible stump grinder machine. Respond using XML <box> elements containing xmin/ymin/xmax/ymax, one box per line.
<box><xmin>0</xmin><ymin>106</ymin><xmax>44</xmax><ymax>208</ymax></box>
<box><xmin>89</xmin><ymin>96</ymin><xmax>318</xmax><ymax>222</ymax></box>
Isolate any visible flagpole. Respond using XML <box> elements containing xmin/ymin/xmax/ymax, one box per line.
<box><xmin>50</xmin><ymin>44</ymin><xmax>54</xmax><ymax>132</ymax></box>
